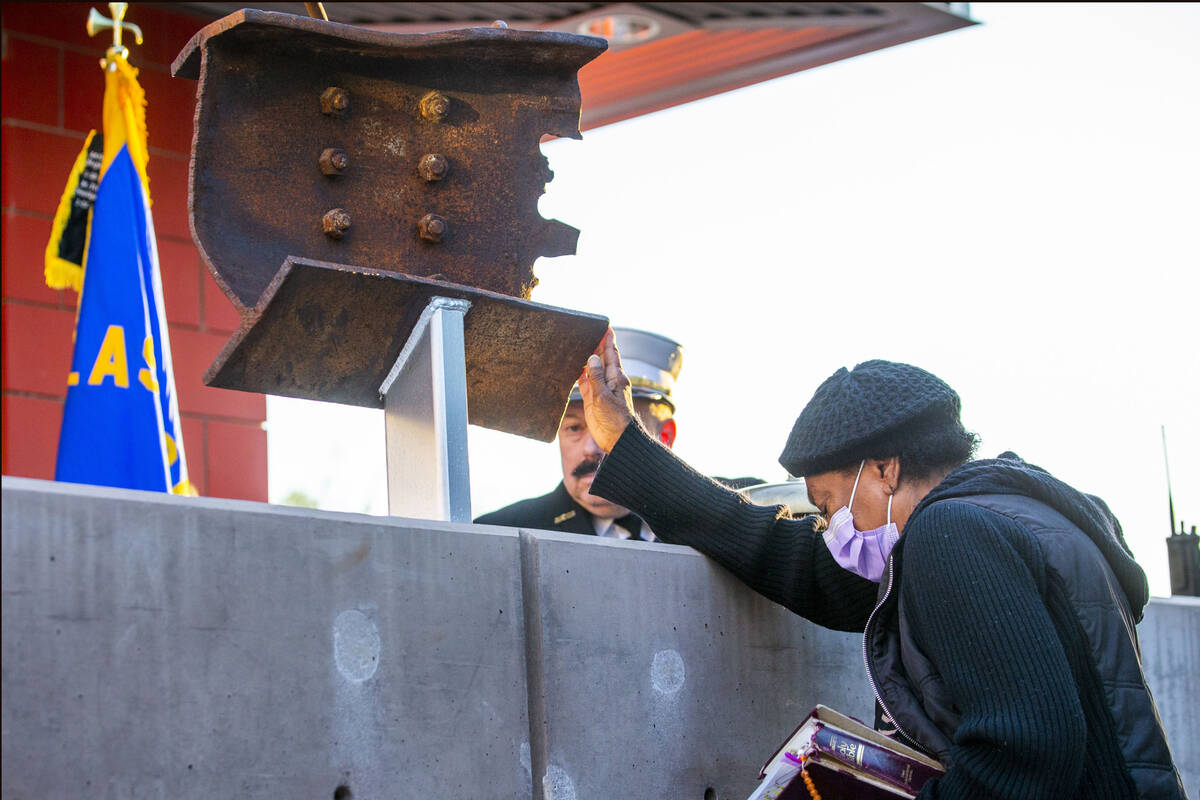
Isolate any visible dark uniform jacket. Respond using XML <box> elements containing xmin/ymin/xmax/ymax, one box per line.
<box><xmin>589</xmin><ymin>425</ymin><xmax>1187</xmax><ymax>800</ymax></box>
<box><xmin>474</xmin><ymin>477</ymin><xmax>764</xmax><ymax>537</ymax></box>
<box><xmin>474</xmin><ymin>482</ymin><xmax>605</xmax><ymax>536</ymax></box>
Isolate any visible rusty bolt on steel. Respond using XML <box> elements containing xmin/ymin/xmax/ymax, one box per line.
<box><xmin>417</xmin><ymin>213</ymin><xmax>447</xmax><ymax>242</ymax></box>
<box><xmin>419</xmin><ymin>91</ymin><xmax>451</xmax><ymax>122</ymax></box>
<box><xmin>322</xmin><ymin>208</ymin><xmax>352</xmax><ymax>239</ymax></box>
<box><xmin>320</xmin><ymin>86</ymin><xmax>350</xmax><ymax>115</ymax></box>
<box><xmin>417</xmin><ymin>153</ymin><xmax>449</xmax><ymax>182</ymax></box>
<box><xmin>319</xmin><ymin>148</ymin><xmax>349</xmax><ymax>175</ymax></box>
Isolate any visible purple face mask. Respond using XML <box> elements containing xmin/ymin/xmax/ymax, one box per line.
<box><xmin>822</xmin><ymin>460</ymin><xmax>900</xmax><ymax>582</ymax></box>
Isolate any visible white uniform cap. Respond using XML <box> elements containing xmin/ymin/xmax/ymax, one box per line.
<box><xmin>570</xmin><ymin>326</ymin><xmax>683</xmax><ymax>410</ymax></box>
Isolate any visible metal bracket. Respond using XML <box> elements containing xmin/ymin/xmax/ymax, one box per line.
<box><xmin>381</xmin><ymin>296</ymin><xmax>472</xmax><ymax>522</ymax></box>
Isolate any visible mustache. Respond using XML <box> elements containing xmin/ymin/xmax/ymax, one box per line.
<box><xmin>571</xmin><ymin>456</ymin><xmax>604</xmax><ymax>479</ymax></box>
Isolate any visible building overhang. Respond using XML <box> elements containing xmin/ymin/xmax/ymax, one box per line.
<box><xmin>177</xmin><ymin>2</ymin><xmax>976</xmax><ymax>129</ymax></box>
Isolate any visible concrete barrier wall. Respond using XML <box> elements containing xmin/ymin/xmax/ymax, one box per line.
<box><xmin>1</xmin><ymin>478</ymin><xmax>532</xmax><ymax>799</ymax></box>
<box><xmin>1139</xmin><ymin>596</ymin><xmax>1200</xmax><ymax>794</ymax></box>
<box><xmin>2</xmin><ymin>477</ymin><xmax>1196</xmax><ymax>799</ymax></box>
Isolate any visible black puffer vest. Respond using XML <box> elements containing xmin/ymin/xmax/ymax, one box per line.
<box><xmin>863</xmin><ymin>457</ymin><xmax>1186</xmax><ymax>799</ymax></box>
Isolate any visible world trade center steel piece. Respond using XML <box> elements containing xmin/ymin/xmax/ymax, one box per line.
<box><xmin>172</xmin><ymin>10</ymin><xmax>609</xmax><ymax>442</ymax></box>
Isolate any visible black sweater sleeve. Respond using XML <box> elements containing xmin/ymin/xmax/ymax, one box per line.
<box><xmin>589</xmin><ymin>424</ymin><xmax>878</xmax><ymax>632</ymax></box>
<box><xmin>903</xmin><ymin>502</ymin><xmax>1087</xmax><ymax>800</ymax></box>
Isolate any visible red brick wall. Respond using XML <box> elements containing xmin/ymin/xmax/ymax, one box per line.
<box><xmin>1</xmin><ymin>2</ymin><xmax>267</xmax><ymax>501</ymax></box>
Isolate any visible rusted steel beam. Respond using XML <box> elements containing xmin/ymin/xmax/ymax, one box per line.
<box><xmin>204</xmin><ymin>258</ymin><xmax>609</xmax><ymax>442</ymax></box>
<box><xmin>173</xmin><ymin>9</ymin><xmax>605</xmax><ymax>310</ymax></box>
<box><xmin>173</xmin><ymin>11</ymin><xmax>611</xmax><ymax>440</ymax></box>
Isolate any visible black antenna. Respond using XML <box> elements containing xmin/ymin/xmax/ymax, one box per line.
<box><xmin>1162</xmin><ymin>425</ymin><xmax>1176</xmax><ymax>534</ymax></box>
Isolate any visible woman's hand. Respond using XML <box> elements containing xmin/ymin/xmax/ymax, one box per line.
<box><xmin>578</xmin><ymin>328</ymin><xmax>637</xmax><ymax>452</ymax></box>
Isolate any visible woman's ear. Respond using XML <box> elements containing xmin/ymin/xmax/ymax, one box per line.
<box><xmin>878</xmin><ymin>456</ymin><xmax>902</xmax><ymax>491</ymax></box>
<box><xmin>660</xmin><ymin>418</ymin><xmax>677</xmax><ymax>448</ymax></box>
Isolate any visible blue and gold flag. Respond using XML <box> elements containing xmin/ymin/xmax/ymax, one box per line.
<box><xmin>49</xmin><ymin>50</ymin><xmax>193</xmax><ymax>494</ymax></box>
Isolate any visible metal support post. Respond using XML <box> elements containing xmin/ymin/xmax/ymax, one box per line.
<box><xmin>380</xmin><ymin>296</ymin><xmax>472</xmax><ymax>522</ymax></box>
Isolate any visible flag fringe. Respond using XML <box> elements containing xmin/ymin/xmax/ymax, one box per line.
<box><xmin>103</xmin><ymin>57</ymin><xmax>151</xmax><ymax>202</ymax></box>
<box><xmin>43</xmin><ymin>130</ymin><xmax>96</xmax><ymax>292</ymax></box>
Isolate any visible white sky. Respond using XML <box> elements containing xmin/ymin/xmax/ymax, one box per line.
<box><xmin>267</xmin><ymin>3</ymin><xmax>1200</xmax><ymax>597</ymax></box>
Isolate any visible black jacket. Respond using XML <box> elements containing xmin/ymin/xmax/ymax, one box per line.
<box><xmin>474</xmin><ymin>482</ymin><xmax>601</xmax><ymax>536</ymax></box>
<box><xmin>876</xmin><ymin>455</ymin><xmax>1185</xmax><ymax>799</ymax></box>
<box><xmin>474</xmin><ymin>476</ymin><xmax>763</xmax><ymax>537</ymax></box>
<box><xmin>589</xmin><ymin>426</ymin><xmax>1187</xmax><ymax>800</ymax></box>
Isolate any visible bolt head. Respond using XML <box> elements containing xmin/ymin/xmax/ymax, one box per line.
<box><xmin>323</xmin><ymin>208</ymin><xmax>351</xmax><ymax>239</ymax></box>
<box><xmin>319</xmin><ymin>148</ymin><xmax>349</xmax><ymax>175</ymax></box>
<box><xmin>419</xmin><ymin>91</ymin><xmax>451</xmax><ymax>122</ymax></box>
<box><xmin>418</xmin><ymin>154</ymin><xmax>449</xmax><ymax>182</ymax></box>
<box><xmin>418</xmin><ymin>213</ymin><xmax>447</xmax><ymax>242</ymax></box>
<box><xmin>321</xmin><ymin>87</ymin><xmax>349</xmax><ymax>115</ymax></box>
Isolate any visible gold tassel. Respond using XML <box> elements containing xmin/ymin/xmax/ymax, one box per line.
<box><xmin>43</xmin><ymin>130</ymin><xmax>97</xmax><ymax>292</ymax></box>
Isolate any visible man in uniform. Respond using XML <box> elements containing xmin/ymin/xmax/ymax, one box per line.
<box><xmin>474</xmin><ymin>327</ymin><xmax>685</xmax><ymax>541</ymax></box>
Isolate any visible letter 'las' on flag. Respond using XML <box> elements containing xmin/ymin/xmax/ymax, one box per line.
<box><xmin>51</xmin><ymin>55</ymin><xmax>193</xmax><ymax>494</ymax></box>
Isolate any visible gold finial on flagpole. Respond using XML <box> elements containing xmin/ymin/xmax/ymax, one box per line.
<box><xmin>87</xmin><ymin>3</ymin><xmax>144</xmax><ymax>70</ymax></box>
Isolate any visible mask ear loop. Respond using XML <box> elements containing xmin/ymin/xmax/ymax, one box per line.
<box><xmin>848</xmin><ymin>459</ymin><xmax>866</xmax><ymax>513</ymax></box>
<box><xmin>887</xmin><ymin>493</ymin><xmax>894</xmax><ymax>526</ymax></box>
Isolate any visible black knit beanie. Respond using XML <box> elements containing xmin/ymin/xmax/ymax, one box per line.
<box><xmin>779</xmin><ymin>359</ymin><xmax>962</xmax><ymax>477</ymax></box>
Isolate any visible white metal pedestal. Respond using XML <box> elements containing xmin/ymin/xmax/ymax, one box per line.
<box><xmin>379</xmin><ymin>296</ymin><xmax>472</xmax><ymax>522</ymax></box>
